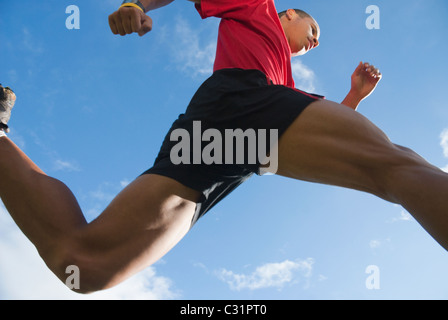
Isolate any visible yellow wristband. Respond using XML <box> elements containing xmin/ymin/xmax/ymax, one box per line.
<box><xmin>119</xmin><ymin>3</ymin><xmax>144</xmax><ymax>13</ymax></box>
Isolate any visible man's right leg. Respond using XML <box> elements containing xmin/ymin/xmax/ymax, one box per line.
<box><xmin>0</xmin><ymin>136</ymin><xmax>201</xmax><ymax>293</ymax></box>
<box><xmin>275</xmin><ymin>99</ymin><xmax>448</xmax><ymax>251</ymax></box>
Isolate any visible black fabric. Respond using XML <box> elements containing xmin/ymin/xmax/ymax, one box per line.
<box><xmin>142</xmin><ymin>68</ymin><xmax>321</xmax><ymax>227</ymax></box>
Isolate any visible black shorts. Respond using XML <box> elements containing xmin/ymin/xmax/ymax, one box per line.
<box><xmin>142</xmin><ymin>68</ymin><xmax>322</xmax><ymax>227</ymax></box>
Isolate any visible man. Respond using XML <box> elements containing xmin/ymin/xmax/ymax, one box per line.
<box><xmin>1</xmin><ymin>0</ymin><xmax>447</xmax><ymax>294</ymax></box>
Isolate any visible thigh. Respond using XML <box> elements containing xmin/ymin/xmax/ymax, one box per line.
<box><xmin>70</xmin><ymin>174</ymin><xmax>201</xmax><ymax>288</ymax></box>
<box><xmin>276</xmin><ymin>99</ymin><xmax>397</xmax><ymax>197</ymax></box>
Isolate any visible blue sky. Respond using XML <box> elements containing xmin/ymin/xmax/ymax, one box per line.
<box><xmin>1</xmin><ymin>0</ymin><xmax>448</xmax><ymax>300</ymax></box>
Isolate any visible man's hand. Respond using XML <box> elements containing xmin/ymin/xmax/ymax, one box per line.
<box><xmin>342</xmin><ymin>62</ymin><xmax>382</xmax><ymax>110</ymax></box>
<box><xmin>109</xmin><ymin>6</ymin><xmax>153</xmax><ymax>36</ymax></box>
<box><xmin>350</xmin><ymin>62</ymin><xmax>382</xmax><ymax>101</ymax></box>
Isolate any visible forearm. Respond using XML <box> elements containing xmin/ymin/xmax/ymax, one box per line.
<box><xmin>341</xmin><ymin>90</ymin><xmax>362</xmax><ymax>111</ymax></box>
<box><xmin>140</xmin><ymin>0</ymin><xmax>175</xmax><ymax>12</ymax></box>
<box><xmin>139</xmin><ymin>0</ymin><xmax>199</xmax><ymax>12</ymax></box>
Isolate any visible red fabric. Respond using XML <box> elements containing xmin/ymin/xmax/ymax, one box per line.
<box><xmin>195</xmin><ymin>0</ymin><xmax>294</xmax><ymax>88</ymax></box>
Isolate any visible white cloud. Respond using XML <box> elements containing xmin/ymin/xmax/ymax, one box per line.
<box><xmin>53</xmin><ymin>159</ymin><xmax>81</xmax><ymax>172</ymax></box>
<box><xmin>87</xmin><ymin>266</ymin><xmax>180</xmax><ymax>300</ymax></box>
<box><xmin>82</xmin><ymin>180</ymin><xmax>131</xmax><ymax>221</ymax></box>
<box><xmin>0</xmin><ymin>202</ymin><xmax>179</xmax><ymax>300</ymax></box>
<box><xmin>120</xmin><ymin>179</ymin><xmax>131</xmax><ymax>188</ymax></box>
<box><xmin>22</xmin><ymin>27</ymin><xmax>44</xmax><ymax>54</ymax></box>
<box><xmin>8</xmin><ymin>69</ymin><xmax>19</xmax><ymax>84</ymax></box>
<box><xmin>385</xmin><ymin>204</ymin><xmax>412</xmax><ymax>223</ymax></box>
<box><xmin>369</xmin><ymin>238</ymin><xmax>391</xmax><ymax>250</ymax></box>
<box><xmin>215</xmin><ymin>258</ymin><xmax>314</xmax><ymax>291</ymax></box>
<box><xmin>168</xmin><ymin>17</ymin><xmax>217</xmax><ymax>77</ymax></box>
<box><xmin>369</xmin><ymin>240</ymin><xmax>381</xmax><ymax>249</ymax></box>
<box><xmin>7</xmin><ymin>130</ymin><xmax>26</xmax><ymax>150</ymax></box>
<box><xmin>28</xmin><ymin>131</ymin><xmax>82</xmax><ymax>173</ymax></box>
<box><xmin>393</xmin><ymin>208</ymin><xmax>412</xmax><ymax>222</ymax></box>
<box><xmin>89</xmin><ymin>182</ymin><xmax>117</xmax><ymax>202</ymax></box>
<box><xmin>440</xmin><ymin>129</ymin><xmax>448</xmax><ymax>172</ymax></box>
<box><xmin>291</xmin><ymin>59</ymin><xmax>317</xmax><ymax>93</ymax></box>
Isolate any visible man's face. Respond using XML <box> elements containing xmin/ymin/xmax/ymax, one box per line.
<box><xmin>281</xmin><ymin>11</ymin><xmax>320</xmax><ymax>57</ymax></box>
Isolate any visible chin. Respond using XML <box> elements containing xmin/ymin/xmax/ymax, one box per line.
<box><xmin>292</xmin><ymin>50</ymin><xmax>306</xmax><ymax>57</ymax></box>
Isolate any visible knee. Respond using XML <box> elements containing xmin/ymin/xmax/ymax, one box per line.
<box><xmin>389</xmin><ymin>144</ymin><xmax>433</xmax><ymax>173</ymax></box>
<box><xmin>45</xmin><ymin>240</ymin><xmax>117</xmax><ymax>294</ymax></box>
<box><xmin>372</xmin><ymin>144</ymin><xmax>433</xmax><ymax>201</ymax></box>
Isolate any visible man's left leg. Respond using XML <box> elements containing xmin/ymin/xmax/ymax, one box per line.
<box><xmin>275</xmin><ymin>99</ymin><xmax>448</xmax><ymax>251</ymax></box>
<box><xmin>0</xmin><ymin>135</ymin><xmax>201</xmax><ymax>293</ymax></box>
<box><xmin>0</xmin><ymin>84</ymin><xmax>202</xmax><ymax>293</ymax></box>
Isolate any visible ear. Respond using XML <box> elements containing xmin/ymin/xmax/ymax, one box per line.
<box><xmin>286</xmin><ymin>9</ymin><xmax>296</xmax><ymax>20</ymax></box>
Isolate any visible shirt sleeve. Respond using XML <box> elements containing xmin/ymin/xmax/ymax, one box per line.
<box><xmin>195</xmin><ymin>0</ymin><xmax>265</xmax><ymax>20</ymax></box>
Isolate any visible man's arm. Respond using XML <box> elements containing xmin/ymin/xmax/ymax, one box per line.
<box><xmin>341</xmin><ymin>91</ymin><xmax>363</xmax><ymax>111</ymax></box>
<box><xmin>342</xmin><ymin>62</ymin><xmax>382</xmax><ymax>110</ymax></box>
<box><xmin>140</xmin><ymin>0</ymin><xmax>200</xmax><ymax>11</ymax></box>
<box><xmin>109</xmin><ymin>0</ymin><xmax>199</xmax><ymax>37</ymax></box>
<box><xmin>139</xmin><ymin>0</ymin><xmax>174</xmax><ymax>12</ymax></box>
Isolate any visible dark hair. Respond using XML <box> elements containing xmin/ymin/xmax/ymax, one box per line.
<box><xmin>278</xmin><ymin>9</ymin><xmax>312</xmax><ymax>19</ymax></box>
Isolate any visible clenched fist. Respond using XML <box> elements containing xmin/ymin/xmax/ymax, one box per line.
<box><xmin>109</xmin><ymin>6</ymin><xmax>153</xmax><ymax>37</ymax></box>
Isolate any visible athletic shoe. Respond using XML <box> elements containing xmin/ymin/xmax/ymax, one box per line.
<box><xmin>0</xmin><ymin>84</ymin><xmax>16</xmax><ymax>133</ymax></box>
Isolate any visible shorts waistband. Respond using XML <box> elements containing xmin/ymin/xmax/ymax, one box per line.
<box><xmin>212</xmin><ymin>68</ymin><xmax>273</xmax><ymax>87</ymax></box>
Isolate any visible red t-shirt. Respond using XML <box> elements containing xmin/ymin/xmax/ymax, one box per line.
<box><xmin>195</xmin><ymin>0</ymin><xmax>295</xmax><ymax>88</ymax></box>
